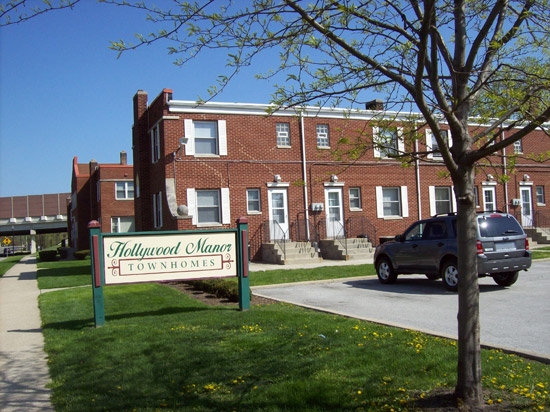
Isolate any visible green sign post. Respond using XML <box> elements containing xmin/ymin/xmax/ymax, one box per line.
<box><xmin>89</xmin><ymin>217</ymin><xmax>251</xmax><ymax>328</ymax></box>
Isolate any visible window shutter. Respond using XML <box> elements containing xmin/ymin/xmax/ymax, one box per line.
<box><xmin>451</xmin><ymin>186</ymin><xmax>457</xmax><ymax>212</ymax></box>
<box><xmin>426</xmin><ymin>129</ymin><xmax>434</xmax><ymax>159</ymax></box>
<box><xmin>397</xmin><ymin>127</ymin><xmax>405</xmax><ymax>154</ymax></box>
<box><xmin>187</xmin><ymin>188</ymin><xmax>196</xmax><ymax>225</ymax></box>
<box><xmin>221</xmin><ymin>187</ymin><xmax>231</xmax><ymax>224</ymax></box>
<box><xmin>184</xmin><ymin>119</ymin><xmax>195</xmax><ymax>155</ymax></box>
<box><xmin>375</xmin><ymin>186</ymin><xmax>384</xmax><ymax>217</ymax></box>
<box><xmin>401</xmin><ymin>186</ymin><xmax>409</xmax><ymax>217</ymax></box>
<box><xmin>373</xmin><ymin>127</ymin><xmax>381</xmax><ymax>158</ymax></box>
<box><xmin>429</xmin><ymin>186</ymin><xmax>436</xmax><ymax>216</ymax></box>
<box><xmin>218</xmin><ymin>120</ymin><xmax>227</xmax><ymax>156</ymax></box>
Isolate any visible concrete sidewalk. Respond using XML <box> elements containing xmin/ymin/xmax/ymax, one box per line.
<box><xmin>0</xmin><ymin>256</ymin><xmax>54</xmax><ymax>412</ymax></box>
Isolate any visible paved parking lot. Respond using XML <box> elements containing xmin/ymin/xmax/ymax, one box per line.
<box><xmin>253</xmin><ymin>261</ymin><xmax>550</xmax><ymax>361</ymax></box>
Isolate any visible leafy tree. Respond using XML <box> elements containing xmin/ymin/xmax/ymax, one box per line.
<box><xmin>0</xmin><ymin>0</ymin><xmax>79</xmax><ymax>25</ymax></box>
<box><xmin>3</xmin><ymin>0</ymin><xmax>550</xmax><ymax>408</ymax></box>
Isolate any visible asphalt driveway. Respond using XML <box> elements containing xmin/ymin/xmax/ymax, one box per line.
<box><xmin>252</xmin><ymin>261</ymin><xmax>549</xmax><ymax>361</ymax></box>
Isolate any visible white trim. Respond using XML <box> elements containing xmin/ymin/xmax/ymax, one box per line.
<box><xmin>184</xmin><ymin>119</ymin><xmax>195</xmax><ymax>155</ymax></box>
<box><xmin>221</xmin><ymin>187</ymin><xmax>231</xmax><ymax>224</ymax></box>
<box><xmin>187</xmin><ymin>188</ymin><xmax>197</xmax><ymax>225</ymax></box>
<box><xmin>266</xmin><ymin>182</ymin><xmax>290</xmax><ymax>188</ymax></box>
<box><xmin>401</xmin><ymin>186</ymin><xmax>409</xmax><ymax>217</ymax></box>
<box><xmin>218</xmin><ymin>120</ymin><xmax>227</xmax><ymax>156</ymax></box>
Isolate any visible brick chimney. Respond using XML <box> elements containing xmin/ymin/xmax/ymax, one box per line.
<box><xmin>120</xmin><ymin>150</ymin><xmax>127</xmax><ymax>165</ymax></box>
<box><xmin>365</xmin><ymin>99</ymin><xmax>384</xmax><ymax>111</ymax></box>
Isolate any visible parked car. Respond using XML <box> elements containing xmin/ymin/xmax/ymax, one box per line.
<box><xmin>374</xmin><ymin>211</ymin><xmax>532</xmax><ymax>291</ymax></box>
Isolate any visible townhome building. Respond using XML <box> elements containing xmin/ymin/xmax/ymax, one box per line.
<box><xmin>132</xmin><ymin>88</ymin><xmax>550</xmax><ymax>264</ymax></box>
<box><xmin>68</xmin><ymin>151</ymin><xmax>135</xmax><ymax>251</ymax></box>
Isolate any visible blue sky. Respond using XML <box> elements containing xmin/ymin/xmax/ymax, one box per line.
<box><xmin>0</xmin><ymin>2</ymin><xmax>277</xmax><ymax>197</ymax></box>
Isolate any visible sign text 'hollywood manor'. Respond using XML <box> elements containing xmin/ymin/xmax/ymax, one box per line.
<box><xmin>102</xmin><ymin>233</ymin><xmax>237</xmax><ymax>284</ymax></box>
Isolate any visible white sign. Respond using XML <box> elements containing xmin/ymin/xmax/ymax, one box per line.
<box><xmin>102</xmin><ymin>232</ymin><xmax>236</xmax><ymax>285</ymax></box>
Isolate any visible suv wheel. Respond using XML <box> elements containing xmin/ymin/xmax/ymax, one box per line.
<box><xmin>376</xmin><ymin>257</ymin><xmax>398</xmax><ymax>284</ymax></box>
<box><xmin>492</xmin><ymin>271</ymin><xmax>519</xmax><ymax>287</ymax></box>
<box><xmin>441</xmin><ymin>259</ymin><xmax>458</xmax><ymax>292</ymax></box>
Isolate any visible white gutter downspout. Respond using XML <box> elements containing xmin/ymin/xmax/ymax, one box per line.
<box><xmin>300</xmin><ymin>111</ymin><xmax>311</xmax><ymax>240</ymax></box>
<box><xmin>415</xmin><ymin>137</ymin><xmax>422</xmax><ymax>219</ymax></box>
<box><xmin>502</xmin><ymin>130</ymin><xmax>509</xmax><ymax>213</ymax></box>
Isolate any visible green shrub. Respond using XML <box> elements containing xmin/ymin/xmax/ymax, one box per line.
<box><xmin>39</xmin><ymin>250</ymin><xmax>58</xmax><ymax>262</ymax></box>
<box><xmin>187</xmin><ymin>278</ymin><xmax>241</xmax><ymax>302</ymax></box>
<box><xmin>74</xmin><ymin>250</ymin><xmax>90</xmax><ymax>260</ymax></box>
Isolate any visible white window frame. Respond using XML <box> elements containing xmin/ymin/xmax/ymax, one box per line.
<box><xmin>428</xmin><ymin>186</ymin><xmax>457</xmax><ymax>216</ymax></box>
<box><xmin>150</xmin><ymin>124</ymin><xmax>161</xmax><ymax>163</ymax></box>
<box><xmin>276</xmin><ymin>122</ymin><xmax>291</xmax><ymax>147</ymax></box>
<box><xmin>513</xmin><ymin>139</ymin><xmax>523</xmax><ymax>154</ymax></box>
<box><xmin>184</xmin><ymin>119</ymin><xmax>227</xmax><ymax>156</ymax></box>
<box><xmin>246</xmin><ymin>188</ymin><xmax>261</xmax><ymax>214</ymax></box>
<box><xmin>482</xmin><ymin>185</ymin><xmax>497</xmax><ymax>212</ymax></box>
<box><xmin>316</xmin><ymin>124</ymin><xmax>330</xmax><ymax>148</ymax></box>
<box><xmin>115</xmin><ymin>181</ymin><xmax>135</xmax><ymax>200</ymax></box>
<box><xmin>349</xmin><ymin>187</ymin><xmax>362</xmax><ymax>210</ymax></box>
<box><xmin>536</xmin><ymin>185</ymin><xmax>545</xmax><ymax>205</ymax></box>
<box><xmin>187</xmin><ymin>188</ymin><xmax>231</xmax><ymax>226</ymax></box>
<box><xmin>373</xmin><ymin>126</ymin><xmax>404</xmax><ymax>158</ymax></box>
<box><xmin>111</xmin><ymin>216</ymin><xmax>135</xmax><ymax>233</ymax></box>
<box><xmin>375</xmin><ymin>186</ymin><xmax>409</xmax><ymax>218</ymax></box>
<box><xmin>153</xmin><ymin>191</ymin><xmax>163</xmax><ymax>229</ymax></box>
<box><xmin>426</xmin><ymin>129</ymin><xmax>450</xmax><ymax>160</ymax></box>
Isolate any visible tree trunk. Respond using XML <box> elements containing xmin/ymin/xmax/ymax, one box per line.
<box><xmin>453</xmin><ymin>163</ymin><xmax>483</xmax><ymax>407</ymax></box>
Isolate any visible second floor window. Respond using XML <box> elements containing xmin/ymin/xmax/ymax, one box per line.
<box><xmin>276</xmin><ymin>123</ymin><xmax>290</xmax><ymax>146</ymax></box>
<box><xmin>316</xmin><ymin>124</ymin><xmax>330</xmax><ymax>148</ymax></box>
<box><xmin>513</xmin><ymin>139</ymin><xmax>523</xmax><ymax>154</ymax></box>
<box><xmin>426</xmin><ymin>129</ymin><xmax>450</xmax><ymax>159</ymax></box>
<box><xmin>184</xmin><ymin>119</ymin><xmax>227</xmax><ymax>156</ymax></box>
<box><xmin>116</xmin><ymin>182</ymin><xmax>135</xmax><ymax>200</ymax></box>
<box><xmin>374</xmin><ymin>127</ymin><xmax>403</xmax><ymax>158</ymax></box>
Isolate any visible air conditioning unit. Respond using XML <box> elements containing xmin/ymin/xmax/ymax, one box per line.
<box><xmin>512</xmin><ymin>198</ymin><xmax>521</xmax><ymax>206</ymax></box>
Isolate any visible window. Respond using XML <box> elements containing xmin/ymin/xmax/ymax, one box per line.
<box><xmin>482</xmin><ymin>187</ymin><xmax>496</xmax><ymax>211</ymax></box>
<box><xmin>536</xmin><ymin>185</ymin><xmax>545</xmax><ymax>205</ymax></box>
<box><xmin>197</xmin><ymin>190</ymin><xmax>221</xmax><ymax>224</ymax></box>
<box><xmin>316</xmin><ymin>124</ymin><xmax>330</xmax><ymax>148</ymax></box>
<box><xmin>184</xmin><ymin>119</ymin><xmax>227</xmax><ymax>156</ymax></box>
<box><xmin>246</xmin><ymin>189</ymin><xmax>261</xmax><ymax>213</ymax></box>
<box><xmin>276</xmin><ymin>123</ymin><xmax>290</xmax><ymax>146</ymax></box>
<box><xmin>426</xmin><ymin>129</ymin><xmax>450</xmax><ymax>159</ymax></box>
<box><xmin>111</xmin><ymin>216</ymin><xmax>135</xmax><ymax>233</ymax></box>
<box><xmin>150</xmin><ymin>124</ymin><xmax>160</xmax><ymax>163</ymax></box>
<box><xmin>513</xmin><ymin>139</ymin><xmax>523</xmax><ymax>154</ymax></box>
<box><xmin>116</xmin><ymin>182</ymin><xmax>135</xmax><ymax>200</ymax></box>
<box><xmin>153</xmin><ymin>192</ymin><xmax>163</xmax><ymax>228</ymax></box>
<box><xmin>374</xmin><ymin>127</ymin><xmax>404</xmax><ymax>158</ymax></box>
<box><xmin>376</xmin><ymin>186</ymin><xmax>409</xmax><ymax>218</ymax></box>
<box><xmin>429</xmin><ymin>186</ymin><xmax>455</xmax><ymax>215</ymax></box>
<box><xmin>187</xmin><ymin>188</ymin><xmax>231</xmax><ymax>225</ymax></box>
<box><xmin>349</xmin><ymin>187</ymin><xmax>362</xmax><ymax>210</ymax></box>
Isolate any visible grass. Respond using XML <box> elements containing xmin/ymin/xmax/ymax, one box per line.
<box><xmin>0</xmin><ymin>255</ymin><xmax>24</xmax><ymax>277</ymax></box>
<box><xmin>532</xmin><ymin>246</ymin><xmax>550</xmax><ymax>260</ymax></box>
<box><xmin>36</xmin><ymin>260</ymin><xmax>549</xmax><ymax>411</ymax></box>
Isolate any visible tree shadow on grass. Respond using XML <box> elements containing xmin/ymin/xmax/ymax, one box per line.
<box><xmin>41</xmin><ymin>305</ymin><xmax>236</xmax><ymax>331</ymax></box>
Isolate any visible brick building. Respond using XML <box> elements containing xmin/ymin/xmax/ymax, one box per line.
<box><xmin>132</xmin><ymin>88</ymin><xmax>550</xmax><ymax>263</ymax></box>
<box><xmin>68</xmin><ymin>152</ymin><xmax>135</xmax><ymax>250</ymax></box>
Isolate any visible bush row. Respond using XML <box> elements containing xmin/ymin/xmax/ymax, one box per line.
<box><xmin>186</xmin><ymin>278</ymin><xmax>243</xmax><ymax>302</ymax></box>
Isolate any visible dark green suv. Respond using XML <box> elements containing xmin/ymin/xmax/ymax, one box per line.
<box><xmin>373</xmin><ymin>211</ymin><xmax>532</xmax><ymax>291</ymax></box>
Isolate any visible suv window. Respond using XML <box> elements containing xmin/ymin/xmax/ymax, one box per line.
<box><xmin>477</xmin><ymin>215</ymin><xmax>523</xmax><ymax>238</ymax></box>
<box><xmin>404</xmin><ymin>222</ymin><xmax>425</xmax><ymax>241</ymax></box>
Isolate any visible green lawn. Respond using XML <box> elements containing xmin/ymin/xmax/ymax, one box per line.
<box><xmin>0</xmin><ymin>255</ymin><xmax>24</xmax><ymax>277</ymax></box>
<box><xmin>36</xmin><ymin>260</ymin><xmax>548</xmax><ymax>411</ymax></box>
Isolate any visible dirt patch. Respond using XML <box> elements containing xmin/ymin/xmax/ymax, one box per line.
<box><xmin>165</xmin><ymin>281</ymin><xmax>276</xmax><ymax>307</ymax></box>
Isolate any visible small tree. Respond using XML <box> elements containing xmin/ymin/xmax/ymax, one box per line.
<box><xmin>3</xmin><ymin>0</ymin><xmax>550</xmax><ymax>408</ymax></box>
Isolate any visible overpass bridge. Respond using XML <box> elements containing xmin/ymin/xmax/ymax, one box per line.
<box><xmin>0</xmin><ymin>193</ymin><xmax>70</xmax><ymax>253</ymax></box>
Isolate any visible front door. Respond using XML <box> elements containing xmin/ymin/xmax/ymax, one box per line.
<box><xmin>268</xmin><ymin>188</ymin><xmax>289</xmax><ymax>240</ymax></box>
<box><xmin>520</xmin><ymin>186</ymin><xmax>533</xmax><ymax>227</ymax></box>
<box><xmin>325</xmin><ymin>188</ymin><xmax>344</xmax><ymax>238</ymax></box>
